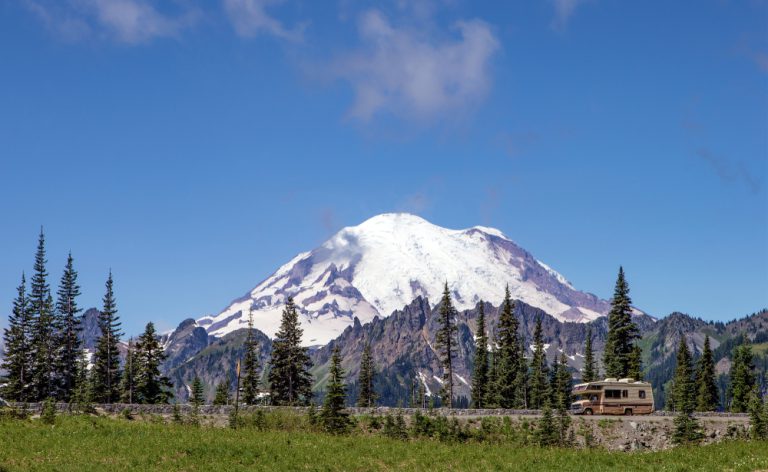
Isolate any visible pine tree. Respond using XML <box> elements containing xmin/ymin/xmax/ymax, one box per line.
<box><xmin>537</xmin><ymin>396</ymin><xmax>558</xmax><ymax>447</ymax></box>
<box><xmin>671</xmin><ymin>336</ymin><xmax>695</xmax><ymax>413</ymax></box>
<box><xmin>495</xmin><ymin>286</ymin><xmax>521</xmax><ymax>408</ymax></box>
<box><xmin>695</xmin><ymin>335</ymin><xmax>719</xmax><ymax>412</ymax></box>
<box><xmin>628</xmin><ymin>345</ymin><xmax>643</xmax><ymax>381</ymax></box>
<box><xmin>485</xmin><ymin>341</ymin><xmax>500</xmax><ymax>408</ymax></box>
<box><xmin>1</xmin><ymin>274</ymin><xmax>32</xmax><ymax>402</ymax></box>
<box><xmin>471</xmin><ymin>302</ymin><xmax>489</xmax><ymax>408</ymax></box>
<box><xmin>550</xmin><ymin>352</ymin><xmax>572</xmax><ymax>445</ymax></box>
<box><xmin>119</xmin><ymin>338</ymin><xmax>137</xmax><ymax>404</ymax></box>
<box><xmin>268</xmin><ymin>297</ymin><xmax>314</xmax><ymax>406</ymax></box>
<box><xmin>320</xmin><ymin>346</ymin><xmax>350</xmax><ymax>434</ymax></box>
<box><xmin>190</xmin><ymin>376</ymin><xmax>205</xmax><ymax>406</ymax></box>
<box><xmin>91</xmin><ymin>272</ymin><xmax>123</xmax><ymax>403</ymax></box>
<box><xmin>357</xmin><ymin>344</ymin><xmax>377</xmax><ymax>407</ymax></box>
<box><xmin>728</xmin><ymin>338</ymin><xmax>756</xmax><ymax>413</ymax></box>
<box><xmin>582</xmin><ymin>326</ymin><xmax>597</xmax><ymax>382</ymax></box>
<box><xmin>517</xmin><ymin>335</ymin><xmax>529</xmax><ymax>409</ymax></box>
<box><xmin>71</xmin><ymin>350</ymin><xmax>92</xmax><ymax>412</ymax></box>
<box><xmin>28</xmin><ymin>229</ymin><xmax>57</xmax><ymax>401</ymax></box>
<box><xmin>54</xmin><ymin>253</ymin><xmax>82</xmax><ymax>401</ymax></box>
<box><xmin>748</xmin><ymin>386</ymin><xmax>767</xmax><ymax>440</ymax></box>
<box><xmin>240</xmin><ymin>308</ymin><xmax>261</xmax><ymax>405</ymax></box>
<box><xmin>213</xmin><ymin>381</ymin><xmax>231</xmax><ymax>406</ymax></box>
<box><xmin>529</xmin><ymin>315</ymin><xmax>549</xmax><ymax>409</ymax></box>
<box><xmin>602</xmin><ymin>267</ymin><xmax>640</xmax><ymax>379</ymax></box>
<box><xmin>435</xmin><ymin>282</ymin><xmax>458</xmax><ymax>408</ymax></box>
<box><xmin>135</xmin><ymin>322</ymin><xmax>173</xmax><ymax>404</ymax></box>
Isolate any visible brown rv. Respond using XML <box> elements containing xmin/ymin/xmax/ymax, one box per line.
<box><xmin>571</xmin><ymin>378</ymin><xmax>654</xmax><ymax>415</ymax></box>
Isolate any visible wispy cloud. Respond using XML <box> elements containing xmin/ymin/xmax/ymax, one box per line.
<box><xmin>696</xmin><ymin>148</ymin><xmax>762</xmax><ymax>194</ymax></box>
<box><xmin>329</xmin><ymin>9</ymin><xmax>500</xmax><ymax>122</ymax></box>
<box><xmin>24</xmin><ymin>0</ymin><xmax>198</xmax><ymax>44</ymax></box>
<box><xmin>223</xmin><ymin>0</ymin><xmax>305</xmax><ymax>42</ymax></box>
<box><xmin>550</xmin><ymin>0</ymin><xmax>588</xmax><ymax>31</ymax></box>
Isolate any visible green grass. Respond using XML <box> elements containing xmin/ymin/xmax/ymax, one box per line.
<box><xmin>1</xmin><ymin>416</ymin><xmax>767</xmax><ymax>471</ymax></box>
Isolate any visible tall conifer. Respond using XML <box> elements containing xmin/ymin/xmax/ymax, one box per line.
<box><xmin>91</xmin><ymin>272</ymin><xmax>122</xmax><ymax>403</ymax></box>
<box><xmin>628</xmin><ymin>345</ymin><xmax>643</xmax><ymax>381</ymax></box>
<box><xmin>529</xmin><ymin>315</ymin><xmax>548</xmax><ymax>409</ymax></box>
<box><xmin>241</xmin><ymin>308</ymin><xmax>260</xmax><ymax>405</ymax></box>
<box><xmin>268</xmin><ymin>297</ymin><xmax>313</xmax><ymax>406</ymax></box>
<box><xmin>29</xmin><ymin>229</ymin><xmax>57</xmax><ymax>401</ymax></box>
<box><xmin>135</xmin><ymin>323</ymin><xmax>173</xmax><ymax>404</ymax></box>
<box><xmin>55</xmin><ymin>253</ymin><xmax>82</xmax><ymax>400</ymax></box>
<box><xmin>1</xmin><ymin>274</ymin><xmax>32</xmax><ymax>401</ymax></box>
<box><xmin>495</xmin><ymin>286</ymin><xmax>521</xmax><ymax>408</ymax></box>
<box><xmin>190</xmin><ymin>376</ymin><xmax>204</xmax><ymax>406</ymax></box>
<box><xmin>602</xmin><ymin>267</ymin><xmax>639</xmax><ymax>378</ymax></box>
<box><xmin>695</xmin><ymin>335</ymin><xmax>718</xmax><ymax>411</ymax></box>
<box><xmin>470</xmin><ymin>302</ymin><xmax>489</xmax><ymax>408</ymax></box>
<box><xmin>671</xmin><ymin>336</ymin><xmax>695</xmax><ymax>413</ymax></box>
<box><xmin>357</xmin><ymin>344</ymin><xmax>376</xmax><ymax>407</ymax></box>
<box><xmin>320</xmin><ymin>345</ymin><xmax>350</xmax><ymax>434</ymax></box>
<box><xmin>728</xmin><ymin>338</ymin><xmax>755</xmax><ymax>413</ymax></box>
<box><xmin>213</xmin><ymin>381</ymin><xmax>231</xmax><ymax>406</ymax></box>
<box><xmin>435</xmin><ymin>282</ymin><xmax>458</xmax><ymax>408</ymax></box>
<box><xmin>582</xmin><ymin>326</ymin><xmax>597</xmax><ymax>382</ymax></box>
<box><xmin>119</xmin><ymin>338</ymin><xmax>137</xmax><ymax>404</ymax></box>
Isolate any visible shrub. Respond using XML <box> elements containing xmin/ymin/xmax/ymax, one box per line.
<box><xmin>41</xmin><ymin>398</ymin><xmax>56</xmax><ymax>425</ymax></box>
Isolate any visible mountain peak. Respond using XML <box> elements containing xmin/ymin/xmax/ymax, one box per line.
<box><xmin>197</xmin><ymin>214</ymin><xmax>613</xmax><ymax>345</ymax></box>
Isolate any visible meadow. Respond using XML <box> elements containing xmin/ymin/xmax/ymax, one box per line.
<box><xmin>1</xmin><ymin>414</ymin><xmax>767</xmax><ymax>471</ymax></box>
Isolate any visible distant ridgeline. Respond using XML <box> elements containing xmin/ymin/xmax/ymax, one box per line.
<box><xmin>2</xmin><ymin>229</ymin><xmax>767</xmax><ymax>414</ymax></box>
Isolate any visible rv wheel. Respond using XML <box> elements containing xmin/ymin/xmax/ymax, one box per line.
<box><xmin>624</xmin><ymin>409</ymin><xmax>633</xmax><ymax>416</ymax></box>
<box><xmin>584</xmin><ymin>408</ymin><xmax>593</xmax><ymax>416</ymax></box>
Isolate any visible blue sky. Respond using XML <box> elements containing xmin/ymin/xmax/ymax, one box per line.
<box><xmin>1</xmin><ymin>0</ymin><xmax>766</xmax><ymax>335</ymax></box>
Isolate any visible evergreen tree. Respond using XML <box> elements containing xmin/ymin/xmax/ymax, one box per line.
<box><xmin>135</xmin><ymin>322</ymin><xmax>173</xmax><ymax>404</ymax></box>
<box><xmin>748</xmin><ymin>386</ymin><xmax>767</xmax><ymax>440</ymax></box>
<box><xmin>602</xmin><ymin>267</ymin><xmax>640</xmax><ymax>379</ymax></box>
<box><xmin>242</xmin><ymin>308</ymin><xmax>261</xmax><ymax>405</ymax></box>
<box><xmin>190</xmin><ymin>376</ymin><xmax>205</xmax><ymax>406</ymax></box>
<box><xmin>268</xmin><ymin>297</ymin><xmax>314</xmax><ymax>406</ymax></box>
<box><xmin>671</xmin><ymin>336</ymin><xmax>695</xmax><ymax>413</ymax></box>
<box><xmin>495</xmin><ymin>286</ymin><xmax>521</xmax><ymax>408</ymax></box>
<box><xmin>213</xmin><ymin>381</ymin><xmax>231</xmax><ymax>406</ymax></box>
<box><xmin>582</xmin><ymin>326</ymin><xmax>597</xmax><ymax>383</ymax></box>
<box><xmin>54</xmin><ymin>253</ymin><xmax>82</xmax><ymax>401</ymax></box>
<box><xmin>357</xmin><ymin>344</ymin><xmax>377</xmax><ymax>407</ymax></box>
<box><xmin>537</xmin><ymin>397</ymin><xmax>558</xmax><ymax>447</ymax></box>
<box><xmin>29</xmin><ymin>229</ymin><xmax>57</xmax><ymax>401</ymax></box>
<box><xmin>550</xmin><ymin>352</ymin><xmax>573</xmax><ymax>445</ymax></box>
<box><xmin>91</xmin><ymin>272</ymin><xmax>123</xmax><ymax>403</ymax></box>
<box><xmin>695</xmin><ymin>335</ymin><xmax>719</xmax><ymax>412</ymax></box>
<box><xmin>1</xmin><ymin>274</ymin><xmax>32</xmax><ymax>401</ymax></box>
<box><xmin>119</xmin><ymin>338</ymin><xmax>137</xmax><ymax>404</ymax></box>
<box><xmin>471</xmin><ymin>302</ymin><xmax>489</xmax><ymax>408</ymax></box>
<box><xmin>728</xmin><ymin>338</ymin><xmax>756</xmax><ymax>413</ymax></box>
<box><xmin>71</xmin><ymin>350</ymin><xmax>92</xmax><ymax>412</ymax></box>
<box><xmin>517</xmin><ymin>335</ymin><xmax>529</xmax><ymax>409</ymax></box>
<box><xmin>485</xmin><ymin>341</ymin><xmax>500</xmax><ymax>408</ymax></box>
<box><xmin>434</xmin><ymin>282</ymin><xmax>458</xmax><ymax>408</ymax></box>
<box><xmin>529</xmin><ymin>315</ymin><xmax>548</xmax><ymax>409</ymax></box>
<box><xmin>627</xmin><ymin>345</ymin><xmax>643</xmax><ymax>381</ymax></box>
<box><xmin>320</xmin><ymin>346</ymin><xmax>351</xmax><ymax>434</ymax></box>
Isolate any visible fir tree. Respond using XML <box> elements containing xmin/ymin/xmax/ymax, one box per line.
<box><xmin>1</xmin><ymin>274</ymin><xmax>32</xmax><ymax>401</ymax></box>
<box><xmin>485</xmin><ymin>341</ymin><xmax>500</xmax><ymax>408</ymax></box>
<box><xmin>627</xmin><ymin>345</ymin><xmax>643</xmax><ymax>381</ymax></box>
<box><xmin>748</xmin><ymin>387</ymin><xmax>767</xmax><ymax>440</ymax></box>
<box><xmin>529</xmin><ymin>315</ymin><xmax>549</xmax><ymax>409</ymax></box>
<box><xmin>71</xmin><ymin>350</ymin><xmax>92</xmax><ymax>412</ymax></box>
<box><xmin>435</xmin><ymin>283</ymin><xmax>458</xmax><ymax>408</ymax></box>
<box><xmin>357</xmin><ymin>344</ymin><xmax>377</xmax><ymax>408</ymax></box>
<box><xmin>190</xmin><ymin>377</ymin><xmax>205</xmax><ymax>406</ymax></box>
<box><xmin>91</xmin><ymin>272</ymin><xmax>123</xmax><ymax>403</ymax></box>
<box><xmin>495</xmin><ymin>286</ymin><xmax>521</xmax><ymax>408</ymax></box>
<box><xmin>119</xmin><ymin>338</ymin><xmax>137</xmax><ymax>404</ymax></box>
<box><xmin>695</xmin><ymin>335</ymin><xmax>719</xmax><ymax>412</ymax></box>
<box><xmin>242</xmin><ymin>308</ymin><xmax>261</xmax><ymax>405</ymax></box>
<box><xmin>471</xmin><ymin>302</ymin><xmax>489</xmax><ymax>408</ymax></box>
<box><xmin>268</xmin><ymin>297</ymin><xmax>314</xmax><ymax>406</ymax></box>
<box><xmin>320</xmin><ymin>346</ymin><xmax>351</xmax><ymax>434</ymax></box>
<box><xmin>602</xmin><ymin>267</ymin><xmax>640</xmax><ymax>379</ymax></box>
<box><xmin>135</xmin><ymin>322</ymin><xmax>173</xmax><ymax>404</ymax></box>
<box><xmin>582</xmin><ymin>326</ymin><xmax>597</xmax><ymax>382</ymax></box>
<box><xmin>537</xmin><ymin>397</ymin><xmax>558</xmax><ymax>447</ymax></box>
<box><xmin>54</xmin><ymin>253</ymin><xmax>82</xmax><ymax>401</ymax></box>
<box><xmin>213</xmin><ymin>381</ymin><xmax>231</xmax><ymax>406</ymax></box>
<box><xmin>517</xmin><ymin>335</ymin><xmax>529</xmax><ymax>409</ymax></box>
<box><xmin>671</xmin><ymin>336</ymin><xmax>695</xmax><ymax>413</ymax></box>
<box><xmin>728</xmin><ymin>338</ymin><xmax>756</xmax><ymax>413</ymax></box>
<box><xmin>29</xmin><ymin>229</ymin><xmax>57</xmax><ymax>401</ymax></box>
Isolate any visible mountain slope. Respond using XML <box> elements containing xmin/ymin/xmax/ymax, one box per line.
<box><xmin>198</xmin><ymin>213</ymin><xmax>620</xmax><ymax>345</ymax></box>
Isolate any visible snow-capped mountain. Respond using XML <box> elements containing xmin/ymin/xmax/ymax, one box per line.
<box><xmin>197</xmin><ymin>213</ymin><xmax>616</xmax><ymax>345</ymax></box>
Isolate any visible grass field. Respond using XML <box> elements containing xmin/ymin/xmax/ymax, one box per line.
<box><xmin>1</xmin><ymin>415</ymin><xmax>767</xmax><ymax>471</ymax></box>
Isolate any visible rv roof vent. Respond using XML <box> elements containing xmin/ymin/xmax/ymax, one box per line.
<box><xmin>619</xmin><ymin>378</ymin><xmax>634</xmax><ymax>383</ymax></box>
<box><xmin>604</xmin><ymin>378</ymin><xmax>618</xmax><ymax>382</ymax></box>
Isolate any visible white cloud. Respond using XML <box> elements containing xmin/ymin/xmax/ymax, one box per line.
<box><xmin>24</xmin><ymin>0</ymin><xmax>198</xmax><ymax>44</ymax></box>
<box><xmin>551</xmin><ymin>0</ymin><xmax>587</xmax><ymax>31</ymax></box>
<box><xmin>331</xmin><ymin>10</ymin><xmax>499</xmax><ymax>122</ymax></box>
<box><xmin>223</xmin><ymin>0</ymin><xmax>304</xmax><ymax>42</ymax></box>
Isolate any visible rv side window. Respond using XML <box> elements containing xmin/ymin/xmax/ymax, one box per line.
<box><xmin>622</xmin><ymin>390</ymin><xmax>628</xmax><ymax>398</ymax></box>
<box><xmin>639</xmin><ymin>390</ymin><xmax>646</xmax><ymax>399</ymax></box>
<box><xmin>605</xmin><ymin>389</ymin><xmax>621</xmax><ymax>399</ymax></box>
